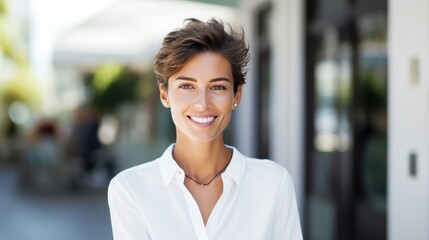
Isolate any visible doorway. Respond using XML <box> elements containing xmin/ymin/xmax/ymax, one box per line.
<box><xmin>304</xmin><ymin>1</ymin><xmax>387</xmax><ymax>239</ymax></box>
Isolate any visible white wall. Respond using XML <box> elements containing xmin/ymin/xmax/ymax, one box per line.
<box><xmin>234</xmin><ymin>0</ymin><xmax>264</xmax><ymax>157</ymax></box>
<box><xmin>269</xmin><ymin>0</ymin><xmax>305</xmax><ymax>218</ymax></box>
<box><xmin>388</xmin><ymin>0</ymin><xmax>429</xmax><ymax>239</ymax></box>
<box><xmin>237</xmin><ymin>0</ymin><xmax>305</xmax><ymax>220</ymax></box>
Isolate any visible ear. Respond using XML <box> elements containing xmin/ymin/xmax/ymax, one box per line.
<box><xmin>233</xmin><ymin>85</ymin><xmax>243</xmax><ymax>110</ymax></box>
<box><xmin>159</xmin><ymin>84</ymin><xmax>169</xmax><ymax>108</ymax></box>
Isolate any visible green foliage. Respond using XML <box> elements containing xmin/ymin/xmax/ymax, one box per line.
<box><xmin>0</xmin><ymin>0</ymin><xmax>27</xmax><ymax>66</ymax></box>
<box><xmin>0</xmin><ymin>71</ymin><xmax>39</xmax><ymax>106</ymax></box>
<box><xmin>92</xmin><ymin>62</ymin><xmax>123</xmax><ymax>93</ymax></box>
<box><xmin>0</xmin><ymin>34</ymin><xmax>26</xmax><ymax>66</ymax></box>
<box><xmin>136</xmin><ymin>73</ymin><xmax>156</xmax><ymax>99</ymax></box>
<box><xmin>0</xmin><ymin>0</ymin><xmax>7</xmax><ymax>16</ymax></box>
<box><xmin>89</xmin><ymin>62</ymin><xmax>151</xmax><ymax>113</ymax></box>
<box><xmin>0</xmin><ymin>0</ymin><xmax>36</xmax><ymax>138</ymax></box>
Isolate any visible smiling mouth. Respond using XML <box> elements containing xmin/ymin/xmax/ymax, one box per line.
<box><xmin>188</xmin><ymin>116</ymin><xmax>217</xmax><ymax>124</ymax></box>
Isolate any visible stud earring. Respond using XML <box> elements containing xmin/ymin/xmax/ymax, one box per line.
<box><xmin>234</xmin><ymin>103</ymin><xmax>238</xmax><ymax>108</ymax></box>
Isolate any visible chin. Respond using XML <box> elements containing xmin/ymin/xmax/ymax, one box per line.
<box><xmin>188</xmin><ymin>135</ymin><xmax>220</xmax><ymax>143</ymax></box>
<box><xmin>180</xmin><ymin>130</ymin><xmax>223</xmax><ymax>143</ymax></box>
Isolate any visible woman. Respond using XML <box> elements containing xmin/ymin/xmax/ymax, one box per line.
<box><xmin>108</xmin><ymin>18</ymin><xmax>302</xmax><ymax>240</ymax></box>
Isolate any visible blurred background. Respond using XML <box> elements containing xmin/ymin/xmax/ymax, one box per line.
<box><xmin>0</xmin><ymin>0</ymin><xmax>427</xmax><ymax>240</ymax></box>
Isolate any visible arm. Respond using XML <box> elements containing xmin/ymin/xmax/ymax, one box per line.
<box><xmin>273</xmin><ymin>169</ymin><xmax>303</xmax><ymax>240</ymax></box>
<box><xmin>108</xmin><ymin>177</ymin><xmax>151</xmax><ymax>239</ymax></box>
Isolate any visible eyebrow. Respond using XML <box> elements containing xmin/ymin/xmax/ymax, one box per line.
<box><xmin>175</xmin><ymin>76</ymin><xmax>231</xmax><ymax>83</ymax></box>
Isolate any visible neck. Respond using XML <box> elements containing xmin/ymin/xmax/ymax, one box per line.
<box><xmin>173</xmin><ymin>136</ymin><xmax>232</xmax><ymax>183</ymax></box>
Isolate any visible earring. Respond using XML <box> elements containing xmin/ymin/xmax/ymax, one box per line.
<box><xmin>162</xmin><ymin>101</ymin><xmax>168</xmax><ymax>107</ymax></box>
<box><xmin>234</xmin><ymin>103</ymin><xmax>238</xmax><ymax>108</ymax></box>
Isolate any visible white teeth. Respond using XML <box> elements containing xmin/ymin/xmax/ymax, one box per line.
<box><xmin>190</xmin><ymin>116</ymin><xmax>215</xmax><ymax>124</ymax></box>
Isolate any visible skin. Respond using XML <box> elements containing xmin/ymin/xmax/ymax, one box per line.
<box><xmin>159</xmin><ymin>51</ymin><xmax>242</xmax><ymax>225</ymax></box>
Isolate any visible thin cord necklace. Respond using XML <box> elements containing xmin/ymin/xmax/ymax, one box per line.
<box><xmin>185</xmin><ymin>160</ymin><xmax>230</xmax><ymax>186</ymax></box>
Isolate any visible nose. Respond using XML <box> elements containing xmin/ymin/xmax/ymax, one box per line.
<box><xmin>195</xmin><ymin>89</ymin><xmax>210</xmax><ymax>110</ymax></box>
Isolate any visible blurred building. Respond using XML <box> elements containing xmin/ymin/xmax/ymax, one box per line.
<box><xmin>235</xmin><ymin>0</ymin><xmax>428</xmax><ymax>239</ymax></box>
<box><xmin>4</xmin><ymin>0</ymin><xmax>427</xmax><ymax>239</ymax></box>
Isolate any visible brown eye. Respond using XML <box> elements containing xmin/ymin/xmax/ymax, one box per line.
<box><xmin>211</xmin><ymin>85</ymin><xmax>227</xmax><ymax>90</ymax></box>
<box><xmin>179</xmin><ymin>84</ymin><xmax>193</xmax><ymax>89</ymax></box>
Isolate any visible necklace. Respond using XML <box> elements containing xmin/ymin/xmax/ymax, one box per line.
<box><xmin>185</xmin><ymin>160</ymin><xmax>230</xmax><ymax>186</ymax></box>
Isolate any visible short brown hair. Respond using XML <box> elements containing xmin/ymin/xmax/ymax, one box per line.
<box><xmin>153</xmin><ymin>18</ymin><xmax>249</xmax><ymax>93</ymax></box>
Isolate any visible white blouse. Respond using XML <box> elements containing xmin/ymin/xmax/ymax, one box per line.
<box><xmin>108</xmin><ymin>144</ymin><xmax>303</xmax><ymax>240</ymax></box>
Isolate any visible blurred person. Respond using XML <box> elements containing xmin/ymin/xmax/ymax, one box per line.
<box><xmin>69</xmin><ymin>105</ymin><xmax>99</xmax><ymax>178</ymax></box>
<box><xmin>35</xmin><ymin>118</ymin><xmax>59</xmax><ymax>167</ymax></box>
<box><xmin>69</xmin><ymin>104</ymin><xmax>114</xmax><ymax>188</ymax></box>
<box><xmin>79</xmin><ymin>105</ymin><xmax>102</xmax><ymax>176</ymax></box>
<box><xmin>20</xmin><ymin>118</ymin><xmax>61</xmax><ymax>190</ymax></box>
<box><xmin>108</xmin><ymin>18</ymin><xmax>302</xmax><ymax>239</ymax></box>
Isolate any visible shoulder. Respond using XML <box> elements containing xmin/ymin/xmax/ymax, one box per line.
<box><xmin>243</xmin><ymin>156</ymin><xmax>291</xmax><ymax>182</ymax></box>
<box><xmin>229</xmin><ymin>147</ymin><xmax>293</xmax><ymax>190</ymax></box>
<box><xmin>234</xmin><ymin>152</ymin><xmax>296</xmax><ymax>207</ymax></box>
<box><xmin>109</xmin><ymin>159</ymin><xmax>160</xmax><ymax>191</ymax></box>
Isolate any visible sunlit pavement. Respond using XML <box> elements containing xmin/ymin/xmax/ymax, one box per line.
<box><xmin>0</xmin><ymin>167</ymin><xmax>112</xmax><ymax>240</ymax></box>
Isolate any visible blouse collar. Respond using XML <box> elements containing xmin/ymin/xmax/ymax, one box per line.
<box><xmin>158</xmin><ymin>144</ymin><xmax>245</xmax><ymax>187</ymax></box>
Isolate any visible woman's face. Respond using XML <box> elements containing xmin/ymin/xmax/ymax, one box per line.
<box><xmin>160</xmin><ymin>51</ymin><xmax>242</xmax><ymax>143</ymax></box>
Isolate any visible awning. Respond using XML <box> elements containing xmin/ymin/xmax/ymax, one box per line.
<box><xmin>53</xmin><ymin>0</ymin><xmax>238</xmax><ymax>68</ymax></box>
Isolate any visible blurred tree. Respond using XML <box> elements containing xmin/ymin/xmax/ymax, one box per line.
<box><xmin>1</xmin><ymin>71</ymin><xmax>39</xmax><ymax>106</ymax></box>
<box><xmin>88</xmin><ymin>62</ymin><xmax>152</xmax><ymax>113</ymax></box>
<box><xmin>0</xmin><ymin>0</ymin><xmax>27</xmax><ymax>67</ymax></box>
<box><xmin>1</xmin><ymin>72</ymin><xmax>39</xmax><ymax>138</ymax></box>
<box><xmin>0</xmin><ymin>0</ymin><xmax>6</xmax><ymax>14</ymax></box>
<box><xmin>0</xmin><ymin>0</ymin><xmax>38</xmax><ymax>139</ymax></box>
